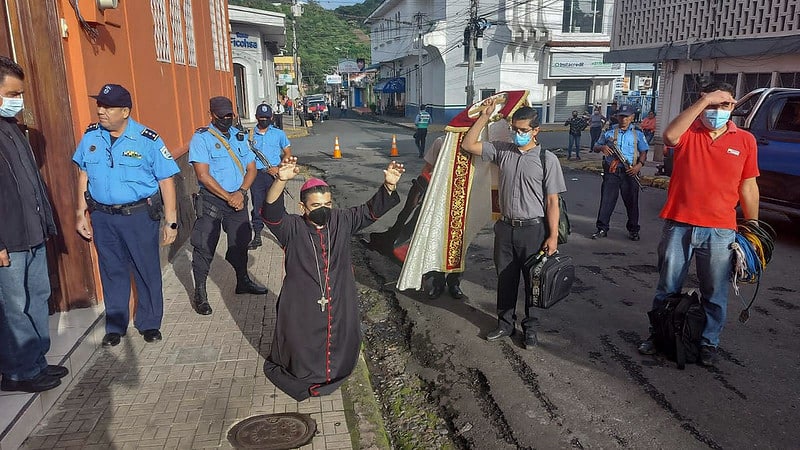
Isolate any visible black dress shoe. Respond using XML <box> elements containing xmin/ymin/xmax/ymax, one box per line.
<box><xmin>427</xmin><ymin>283</ymin><xmax>445</xmax><ymax>299</ymax></box>
<box><xmin>699</xmin><ymin>346</ymin><xmax>718</xmax><ymax>366</ymax></box>
<box><xmin>0</xmin><ymin>373</ymin><xmax>61</xmax><ymax>393</ymax></box>
<box><xmin>235</xmin><ymin>277</ymin><xmax>268</xmax><ymax>295</ymax></box>
<box><xmin>638</xmin><ymin>338</ymin><xmax>656</xmax><ymax>355</ymax></box>
<box><xmin>141</xmin><ymin>329</ymin><xmax>163</xmax><ymax>343</ymax></box>
<box><xmin>591</xmin><ymin>229</ymin><xmax>608</xmax><ymax>239</ymax></box>
<box><xmin>523</xmin><ymin>331</ymin><xmax>538</xmax><ymax>349</ymax></box>
<box><xmin>486</xmin><ymin>327</ymin><xmax>514</xmax><ymax>341</ymax></box>
<box><xmin>45</xmin><ymin>365</ymin><xmax>69</xmax><ymax>378</ymax></box>
<box><xmin>247</xmin><ymin>235</ymin><xmax>262</xmax><ymax>250</ymax></box>
<box><xmin>101</xmin><ymin>332</ymin><xmax>123</xmax><ymax>347</ymax></box>
<box><xmin>448</xmin><ymin>284</ymin><xmax>464</xmax><ymax>299</ymax></box>
<box><xmin>193</xmin><ymin>287</ymin><xmax>213</xmax><ymax>315</ymax></box>
<box><xmin>629</xmin><ymin>232</ymin><xmax>641</xmax><ymax>241</ymax></box>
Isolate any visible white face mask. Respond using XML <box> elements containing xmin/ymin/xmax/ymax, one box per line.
<box><xmin>0</xmin><ymin>97</ymin><xmax>23</xmax><ymax>118</ymax></box>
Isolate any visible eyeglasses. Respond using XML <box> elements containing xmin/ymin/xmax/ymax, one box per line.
<box><xmin>510</xmin><ymin>126</ymin><xmax>534</xmax><ymax>134</ymax></box>
<box><xmin>106</xmin><ymin>148</ymin><xmax>114</xmax><ymax>168</ymax></box>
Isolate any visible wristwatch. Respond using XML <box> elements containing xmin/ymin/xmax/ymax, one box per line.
<box><xmin>238</xmin><ymin>188</ymin><xmax>248</xmax><ymax>196</ymax></box>
<box><xmin>168</xmin><ymin>222</ymin><xmax>178</xmax><ymax>230</ymax></box>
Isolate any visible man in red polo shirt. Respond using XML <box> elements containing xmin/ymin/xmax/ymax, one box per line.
<box><xmin>637</xmin><ymin>82</ymin><xmax>760</xmax><ymax>366</ymax></box>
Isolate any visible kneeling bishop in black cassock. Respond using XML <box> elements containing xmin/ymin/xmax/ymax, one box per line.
<box><xmin>261</xmin><ymin>157</ymin><xmax>404</xmax><ymax>401</ymax></box>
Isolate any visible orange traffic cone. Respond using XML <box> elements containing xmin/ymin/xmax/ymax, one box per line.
<box><xmin>333</xmin><ymin>136</ymin><xmax>342</xmax><ymax>159</ymax></box>
<box><xmin>390</xmin><ymin>134</ymin><xmax>399</xmax><ymax>157</ymax></box>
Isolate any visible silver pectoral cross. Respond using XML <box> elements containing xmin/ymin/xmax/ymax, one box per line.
<box><xmin>317</xmin><ymin>296</ymin><xmax>329</xmax><ymax>312</ymax></box>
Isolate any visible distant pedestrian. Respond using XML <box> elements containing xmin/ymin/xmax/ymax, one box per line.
<box><xmin>414</xmin><ymin>104</ymin><xmax>431</xmax><ymax>157</ymax></box>
<box><xmin>640</xmin><ymin>111</ymin><xmax>657</xmax><ymax>144</ymax></box>
<box><xmin>589</xmin><ymin>106</ymin><xmax>607</xmax><ymax>150</ymax></box>
<box><xmin>74</xmin><ymin>83</ymin><xmax>180</xmax><ymax>347</ymax></box>
<box><xmin>273</xmin><ymin>100</ymin><xmax>284</xmax><ymax>129</ymax></box>
<box><xmin>261</xmin><ymin>157</ymin><xmax>404</xmax><ymax>401</ymax></box>
<box><xmin>0</xmin><ymin>56</ymin><xmax>67</xmax><ymax>393</ymax></box>
<box><xmin>189</xmin><ymin>96</ymin><xmax>267</xmax><ymax>316</ymax></box>
<box><xmin>340</xmin><ymin>98</ymin><xmax>347</xmax><ymax>118</ymax></box>
<box><xmin>247</xmin><ymin>104</ymin><xmax>291</xmax><ymax>250</ymax></box>
<box><xmin>608</xmin><ymin>101</ymin><xmax>620</xmax><ymax>127</ymax></box>
<box><xmin>591</xmin><ymin>104</ymin><xmax>649</xmax><ymax>241</ymax></box>
<box><xmin>638</xmin><ymin>82</ymin><xmax>759</xmax><ymax>366</ymax></box>
<box><xmin>564</xmin><ymin>110</ymin><xmax>588</xmax><ymax>160</ymax></box>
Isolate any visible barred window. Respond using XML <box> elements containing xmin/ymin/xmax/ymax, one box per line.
<box><xmin>185</xmin><ymin>0</ymin><xmax>197</xmax><ymax>66</ymax></box>
<box><xmin>170</xmin><ymin>0</ymin><xmax>185</xmax><ymax>65</ymax></box>
<box><xmin>151</xmin><ymin>0</ymin><xmax>171</xmax><ymax>62</ymax></box>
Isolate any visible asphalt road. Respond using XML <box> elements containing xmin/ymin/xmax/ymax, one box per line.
<box><xmin>292</xmin><ymin>116</ymin><xmax>800</xmax><ymax>449</ymax></box>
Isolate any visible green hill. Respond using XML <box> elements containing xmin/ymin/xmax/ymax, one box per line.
<box><xmin>230</xmin><ymin>0</ymin><xmax>372</xmax><ymax>92</ymax></box>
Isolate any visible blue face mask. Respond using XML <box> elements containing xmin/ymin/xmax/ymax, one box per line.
<box><xmin>700</xmin><ymin>109</ymin><xmax>731</xmax><ymax>130</ymax></box>
<box><xmin>0</xmin><ymin>97</ymin><xmax>23</xmax><ymax>118</ymax></box>
<box><xmin>513</xmin><ymin>131</ymin><xmax>532</xmax><ymax>147</ymax></box>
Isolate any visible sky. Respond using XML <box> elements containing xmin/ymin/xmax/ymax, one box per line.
<box><xmin>316</xmin><ymin>0</ymin><xmax>363</xmax><ymax>9</ymax></box>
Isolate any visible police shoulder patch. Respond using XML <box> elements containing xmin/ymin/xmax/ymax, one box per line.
<box><xmin>195</xmin><ymin>127</ymin><xmax>209</xmax><ymax>133</ymax></box>
<box><xmin>85</xmin><ymin>123</ymin><xmax>99</xmax><ymax>134</ymax></box>
<box><xmin>141</xmin><ymin>128</ymin><xmax>159</xmax><ymax>141</ymax></box>
<box><xmin>160</xmin><ymin>146</ymin><xmax>173</xmax><ymax>160</ymax></box>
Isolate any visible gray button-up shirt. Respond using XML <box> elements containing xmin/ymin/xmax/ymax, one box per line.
<box><xmin>481</xmin><ymin>141</ymin><xmax>567</xmax><ymax>219</ymax></box>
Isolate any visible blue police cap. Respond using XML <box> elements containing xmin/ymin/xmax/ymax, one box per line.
<box><xmin>90</xmin><ymin>84</ymin><xmax>132</xmax><ymax>108</ymax></box>
<box><xmin>616</xmin><ymin>104</ymin><xmax>636</xmax><ymax>116</ymax></box>
<box><xmin>255</xmin><ymin>104</ymin><xmax>273</xmax><ymax>118</ymax></box>
<box><xmin>210</xmin><ymin>96</ymin><xmax>234</xmax><ymax>116</ymax></box>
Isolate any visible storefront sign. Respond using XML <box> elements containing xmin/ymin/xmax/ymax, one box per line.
<box><xmin>278</xmin><ymin>73</ymin><xmax>293</xmax><ymax>83</ymax></box>
<box><xmin>550</xmin><ymin>53</ymin><xmax>624</xmax><ymax>78</ymax></box>
<box><xmin>325</xmin><ymin>74</ymin><xmax>342</xmax><ymax>84</ymax></box>
<box><xmin>231</xmin><ymin>32</ymin><xmax>259</xmax><ymax>50</ymax></box>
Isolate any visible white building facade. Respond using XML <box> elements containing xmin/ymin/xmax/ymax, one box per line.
<box><xmin>367</xmin><ymin>0</ymin><xmax>620</xmax><ymax>123</ymax></box>
<box><xmin>229</xmin><ymin>5</ymin><xmax>287</xmax><ymax>121</ymax></box>
<box><xmin>607</xmin><ymin>0</ymin><xmax>800</xmax><ymax>139</ymax></box>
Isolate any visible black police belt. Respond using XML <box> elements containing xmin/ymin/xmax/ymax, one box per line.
<box><xmin>500</xmin><ymin>216</ymin><xmax>543</xmax><ymax>227</ymax></box>
<box><xmin>88</xmin><ymin>193</ymin><xmax>156</xmax><ymax>215</ymax></box>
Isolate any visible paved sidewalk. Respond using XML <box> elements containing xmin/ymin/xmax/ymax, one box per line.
<box><xmin>21</xmin><ymin>178</ymin><xmax>354</xmax><ymax>450</ymax></box>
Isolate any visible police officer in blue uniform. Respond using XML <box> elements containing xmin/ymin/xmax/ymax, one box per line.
<box><xmin>190</xmin><ymin>96</ymin><xmax>267</xmax><ymax>315</ymax></box>
<box><xmin>247</xmin><ymin>104</ymin><xmax>291</xmax><ymax>250</ymax></box>
<box><xmin>74</xmin><ymin>83</ymin><xmax>179</xmax><ymax>347</ymax></box>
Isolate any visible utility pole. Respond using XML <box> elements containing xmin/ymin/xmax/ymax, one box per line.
<box><xmin>465</xmin><ymin>0</ymin><xmax>478</xmax><ymax>106</ymax></box>
<box><xmin>291</xmin><ymin>2</ymin><xmax>303</xmax><ymax>97</ymax></box>
<box><xmin>414</xmin><ymin>12</ymin><xmax>425</xmax><ymax>111</ymax></box>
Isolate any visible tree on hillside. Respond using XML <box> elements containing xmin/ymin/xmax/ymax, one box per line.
<box><xmin>230</xmin><ymin>0</ymin><xmax>371</xmax><ymax>92</ymax></box>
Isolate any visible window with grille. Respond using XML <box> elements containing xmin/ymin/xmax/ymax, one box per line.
<box><xmin>185</xmin><ymin>0</ymin><xmax>197</xmax><ymax>66</ymax></box>
<box><xmin>170</xmin><ymin>0</ymin><xmax>185</xmax><ymax>64</ymax></box>
<box><xmin>778</xmin><ymin>73</ymin><xmax>800</xmax><ymax>88</ymax></box>
<box><xmin>681</xmin><ymin>73</ymin><xmax>738</xmax><ymax>110</ymax></box>
<box><xmin>209</xmin><ymin>0</ymin><xmax>219</xmax><ymax>70</ymax></box>
<box><xmin>209</xmin><ymin>0</ymin><xmax>229</xmax><ymax>71</ymax></box>
<box><xmin>562</xmin><ymin>0</ymin><xmax>604</xmax><ymax>33</ymax></box>
<box><xmin>151</xmin><ymin>0</ymin><xmax>171</xmax><ymax>62</ymax></box>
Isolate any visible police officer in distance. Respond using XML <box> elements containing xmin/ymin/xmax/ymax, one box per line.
<box><xmin>190</xmin><ymin>96</ymin><xmax>267</xmax><ymax>315</ymax></box>
<box><xmin>74</xmin><ymin>83</ymin><xmax>179</xmax><ymax>347</ymax></box>
<box><xmin>247</xmin><ymin>103</ymin><xmax>291</xmax><ymax>250</ymax></box>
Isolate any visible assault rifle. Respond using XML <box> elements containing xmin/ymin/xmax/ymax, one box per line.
<box><xmin>606</xmin><ymin>138</ymin><xmax>643</xmax><ymax>191</ymax></box>
<box><xmin>247</xmin><ymin>129</ymin><xmax>294</xmax><ymax>199</ymax></box>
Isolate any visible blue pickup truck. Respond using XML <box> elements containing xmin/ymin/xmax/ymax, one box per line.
<box><xmin>732</xmin><ymin>88</ymin><xmax>800</xmax><ymax>224</ymax></box>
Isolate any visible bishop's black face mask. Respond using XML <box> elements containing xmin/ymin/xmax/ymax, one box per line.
<box><xmin>307</xmin><ymin>206</ymin><xmax>332</xmax><ymax>226</ymax></box>
<box><xmin>213</xmin><ymin>115</ymin><xmax>233</xmax><ymax>132</ymax></box>
<box><xmin>257</xmin><ymin>119</ymin><xmax>271</xmax><ymax>130</ymax></box>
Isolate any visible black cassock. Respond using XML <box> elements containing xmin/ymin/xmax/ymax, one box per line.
<box><xmin>262</xmin><ymin>185</ymin><xmax>399</xmax><ymax>401</ymax></box>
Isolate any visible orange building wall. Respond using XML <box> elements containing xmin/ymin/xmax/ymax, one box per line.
<box><xmin>59</xmin><ymin>0</ymin><xmax>234</xmax><ymax>158</ymax></box>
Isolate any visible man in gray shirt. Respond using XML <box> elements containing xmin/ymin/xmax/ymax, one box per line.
<box><xmin>461</xmin><ymin>98</ymin><xmax>566</xmax><ymax>349</ymax></box>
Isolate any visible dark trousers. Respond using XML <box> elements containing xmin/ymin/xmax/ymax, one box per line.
<box><xmin>250</xmin><ymin>170</ymin><xmax>275</xmax><ymax>235</ymax></box>
<box><xmin>415</xmin><ymin>128</ymin><xmax>428</xmax><ymax>156</ymax></box>
<box><xmin>595</xmin><ymin>164</ymin><xmax>640</xmax><ymax>233</ymax></box>
<box><xmin>191</xmin><ymin>191</ymin><xmax>251</xmax><ymax>287</ymax></box>
<box><xmin>568</xmin><ymin>133</ymin><xmax>581</xmax><ymax>157</ymax></box>
<box><xmin>274</xmin><ymin>114</ymin><xmax>283</xmax><ymax>130</ymax></box>
<box><xmin>91</xmin><ymin>209</ymin><xmax>163</xmax><ymax>334</ymax></box>
<box><xmin>590</xmin><ymin>126</ymin><xmax>602</xmax><ymax>150</ymax></box>
<box><xmin>493</xmin><ymin>220</ymin><xmax>546</xmax><ymax>333</ymax></box>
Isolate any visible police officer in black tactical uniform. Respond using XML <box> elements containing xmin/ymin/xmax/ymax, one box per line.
<box><xmin>189</xmin><ymin>96</ymin><xmax>267</xmax><ymax>315</ymax></box>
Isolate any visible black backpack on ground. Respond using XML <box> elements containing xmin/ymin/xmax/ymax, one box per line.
<box><xmin>647</xmin><ymin>291</ymin><xmax>707</xmax><ymax>369</ymax></box>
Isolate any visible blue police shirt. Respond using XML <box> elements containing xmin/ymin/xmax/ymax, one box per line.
<box><xmin>251</xmin><ymin>125</ymin><xmax>290</xmax><ymax>170</ymax></box>
<box><xmin>189</xmin><ymin>124</ymin><xmax>255</xmax><ymax>192</ymax></box>
<box><xmin>596</xmin><ymin>125</ymin><xmax>649</xmax><ymax>165</ymax></box>
<box><xmin>72</xmin><ymin>118</ymin><xmax>179</xmax><ymax>205</ymax></box>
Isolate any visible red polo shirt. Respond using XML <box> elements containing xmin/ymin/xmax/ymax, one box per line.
<box><xmin>660</xmin><ymin>120</ymin><xmax>759</xmax><ymax>230</ymax></box>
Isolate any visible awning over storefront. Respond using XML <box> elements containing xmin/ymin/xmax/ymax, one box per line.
<box><xmin>373</xmin><ymin>77</ymin><xmax>405</xmax><ymax>93</ymax></box>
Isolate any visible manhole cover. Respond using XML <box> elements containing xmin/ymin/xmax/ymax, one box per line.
<box><xmin>227</xmin><ymin>413</ymin><xmax>317</xmax><ymax>449</ymax></box>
